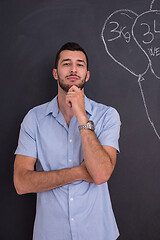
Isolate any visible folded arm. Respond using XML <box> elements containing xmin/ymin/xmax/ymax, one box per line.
<box><xmin>14</xmin><ymin>154</ymin><xmax>93</xmax><ymax>195</ymax></box>
<box><xmin>80</xmin><ymin>129</ymin><xmax>117</xmax><ymax>185</ymax></box>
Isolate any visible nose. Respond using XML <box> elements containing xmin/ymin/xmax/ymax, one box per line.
<box><xmin>70</xmin><ymin>63</ymin><xmax>77</xmax><ymax>73</ymax></box>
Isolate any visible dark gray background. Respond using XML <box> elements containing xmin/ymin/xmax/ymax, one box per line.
<box><xmin>1</xmin><ymin>0</ymin><xmax>160</xmax><ymax>239</ymax></box>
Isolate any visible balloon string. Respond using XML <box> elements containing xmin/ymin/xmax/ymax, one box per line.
<box><xmin>138</xmin><ymin>75</ymin><xmax>160</xmax><ymax>140</ymax></box>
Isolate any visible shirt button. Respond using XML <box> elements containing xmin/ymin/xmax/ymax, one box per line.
<box><xmin>71</xmin><ymin>218</ymin><xmax>74</xmax><ymax>222</ymax></box>
<box><xmin>69</xmin><ymin>139</ymin><xmax>72</xmax><ymax>143</ymax></box>
<box><xmin>70</xmin><ymin>198</ymin><xmax>74</xmax><ymax>201</ymax></box>
<box><xmin>69</xmin><ymin>159</ymin><xmax>72</xmax><ymax>162</ymax></box>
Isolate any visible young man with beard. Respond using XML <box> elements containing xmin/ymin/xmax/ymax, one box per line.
<box><xmin>14</xmin><ymin>42</ymin><xmax>121</xmax><ymax>240</ymax></box>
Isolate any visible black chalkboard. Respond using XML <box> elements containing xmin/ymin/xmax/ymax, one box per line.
<box><xmin>1</xmin><ymin>0</ymin><xmax>160</xmax><ymax>239</ymax></box>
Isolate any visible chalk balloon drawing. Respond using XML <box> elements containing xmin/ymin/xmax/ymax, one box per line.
<box><xmin>150</xmin><ymin>0</ymin><xmax>160</xmax><ymax>10</ymax></box>
<box><xmin>101</xmin><ymin>10</ymin><xmax>149</xmax><ymax>77</ymax></box>
<box><xmin>101</xmin><ymin>0</ymin><xmax>160</xmax><ymax>140</ymax></box>
<box><xmin>133</xmin><ymin>11</ymin><xmax>160</xmax><ymax>79</ymax></box>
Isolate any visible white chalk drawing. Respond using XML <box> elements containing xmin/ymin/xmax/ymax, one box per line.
<box><xmin>132</xmin><ymin>10</ymin><xmax>160</xmax><ymax>79</ymax></box>
<box><xmin>101</xmin><ymin>0</ymin><xmax>160</xmax><ymax>140</ymax></box>
<box><xmin>150</xmin><ymin>0</ymin><xmax>160</xmax><ymax>10</ymax></box>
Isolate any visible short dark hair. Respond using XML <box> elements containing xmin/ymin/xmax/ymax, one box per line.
<box><xmin>54</xmin><ymin>42</ymin><xmax>89</xmax><ymax>69</ymax></box>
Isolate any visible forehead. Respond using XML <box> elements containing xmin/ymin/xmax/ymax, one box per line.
<box><xmin>59</xmin><ymin>50</ymin><xmax>87</xmax><ymax>64</ymax></box>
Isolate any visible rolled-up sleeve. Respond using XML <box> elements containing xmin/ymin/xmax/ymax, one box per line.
<box><xmin>15</xmin><ymin>110</ymin><xmax>37</xmax><ymax>158</ymax></box>
<box><xmin>98</xmin><ymin>108</ymin><xmax>121</xmax><ymax>152</ymax></box>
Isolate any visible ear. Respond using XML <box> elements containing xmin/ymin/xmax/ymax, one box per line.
<box><xmin>53</xmin><ymin>69</ymin><xmax>58</xmax><ymax>80</ymax></box>
<box><xmin>85</xmin><ymin>71</ymin><xmax>90</xmax><ymax>83</ymax></box>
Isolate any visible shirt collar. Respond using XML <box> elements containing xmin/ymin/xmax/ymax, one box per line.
<box><xmin>45</xmin><ymin>94</ymin><xmax>92</xmax><ymax>117</ymax></box>
<box><xmin>45</xmin><ymin>96</ymin><xmax>59</xmax><ymax>117</ymax></box>
<box><xmin>84</xmin><ymin>95</ymin><xmax>92</xmax><ymax>115</ymax></box>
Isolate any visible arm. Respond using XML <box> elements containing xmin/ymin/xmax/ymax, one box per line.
<box><xmin>66</xmin><ymin>86</ymin><xmax>118</xmax><ymax>185</ymax></box>
<box><xmin>14</xmin><ymin>154</ymin><xmax>93</xmax><ymax>195</ymax></box>
<box><xmin>79</xmin><ymin>130</ymin><xmax>117</xmax><ymax>184</ymax></box>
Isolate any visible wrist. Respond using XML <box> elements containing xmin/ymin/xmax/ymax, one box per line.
<box><xmin>72</xmin><ymin>165</ymin><xmax>84</xmax><ymax>181</ymax></box>
<box><xmin>78</xmin><ymin>120</ymin><xmax>95</xmax><ymax>131</ymax></box>
<box><xmin>77</xmin><ymin>113</ymin><xmax>88</xmax><ymax>125</ymax></box>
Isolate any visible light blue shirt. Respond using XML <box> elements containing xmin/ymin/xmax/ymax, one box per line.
<box><xmin>15</xmin><ymin>95</ymin><xmax>121</xmax><ymax>240</ymax></box>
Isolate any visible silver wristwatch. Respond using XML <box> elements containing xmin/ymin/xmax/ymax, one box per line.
<box><xmin>78</xmin><ymin>120</ymin><xmax>95</xmax><ymax>131</ymax></box>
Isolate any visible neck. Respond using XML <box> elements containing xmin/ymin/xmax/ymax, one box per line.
<box><xmin>57</xmin><ymin>87</ymin><xmax>74</xmax><ymax>126</ymax></box>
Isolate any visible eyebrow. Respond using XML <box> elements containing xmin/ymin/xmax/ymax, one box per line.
<box><xmin>60</xmin><ymin>58</ymin><xmax>86</xmax><ymax>65</ymax></box>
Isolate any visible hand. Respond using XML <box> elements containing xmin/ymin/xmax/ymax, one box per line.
<box><xmin>79</xmin><ymin>161</ymin><xmax>94</xmax><ymax>183</ymax></box>
<box><xmin>66</xmin><ymin>86</ymin><xmax>88</xmax><ymax>124</ymax></box>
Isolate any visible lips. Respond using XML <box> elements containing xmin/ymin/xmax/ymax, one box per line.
<box><xmin>67</xmin><ymin>75</ymin><xmax>79</xmax><ymax>81</ymax></box>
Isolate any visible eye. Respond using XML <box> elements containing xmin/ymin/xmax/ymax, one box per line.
<box><xmin>63</xmin><ymin>63</ymin><xmax>70</xmax><ymax>66</ymax></box>
<box><xmin>77</xmin><ymin>64</ymin><xmax>84</xmax><ymax>67</ymax></box>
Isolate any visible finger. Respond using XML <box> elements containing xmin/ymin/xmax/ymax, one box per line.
<box><xmin>66</xmin><ymin>94</ymin><xmax>75</xmax><ymax>103</ymax></box>
<box><xmin>66</xmin><ymin>91</ymin><xmax>76</xmax><ymax>96</ymax></box>
<box><xmin>66</xmin><ymin>93</ymin><xmax>78</xmax><ymax>101</ymax></box>
<box><xmin>66</xmin><ymin>99</ymin><xmax>72</xmax><ymax>108</ymax></box>
<box><xmin>68</xmin><ymin>85</ymin><xmax>80</xmax><ymax>92</ymax></box>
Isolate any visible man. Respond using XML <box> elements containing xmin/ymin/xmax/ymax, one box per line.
<box><xmin>14</xmin><ymin>42</ymin><xmax>121</xmax><ymax>240</ymax></box>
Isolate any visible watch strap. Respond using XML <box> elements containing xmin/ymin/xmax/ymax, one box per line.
<box><xmin>78</xmin><ymin>120</ymin><xmax>95</xmax><ymax>131</ymax></box>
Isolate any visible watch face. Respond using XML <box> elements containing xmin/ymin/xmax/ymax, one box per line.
<box><xmin>88</xmin><ymin>121</ymin><xmax>95</xmax><ymax>130</ymax></box>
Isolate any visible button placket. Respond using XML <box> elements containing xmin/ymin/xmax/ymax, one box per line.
<box><xmin>68</xmin><ymin>116</ymin><xmax>79</xmax><ymax>240</ymax></box>
<box><xmin>68</xmin><ymin>137</ymin><xmax>73</xmax><ymax>167</ymax></box>
<box><xmin>67</xmin><ymin>120</ymin><xmax>74</xmax><ymax>168</ymax></box>
<box><xmin>69</xmin><ymin>189</ymin><xmax>76</xmax><ymax>227</ymax></box>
